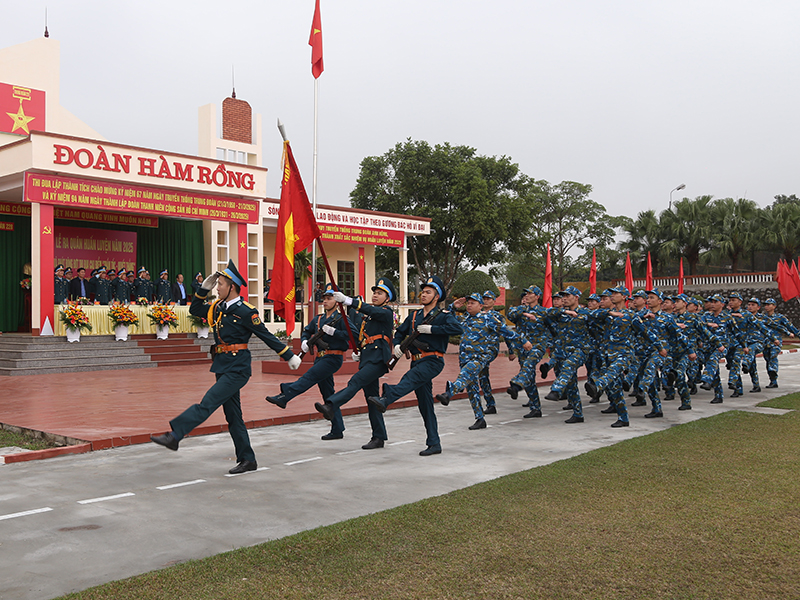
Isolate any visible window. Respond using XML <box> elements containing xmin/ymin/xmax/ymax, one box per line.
<box><xmin>337</xmin><ymin>261</ymin><xmax>355</xmax><ymax>296</ymax></box>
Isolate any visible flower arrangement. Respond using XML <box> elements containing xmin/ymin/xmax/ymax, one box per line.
<box><xmin>108</xmin><ymin>304</ymin><xmax>139</xmax><ymax>327</ymax></box>
<box><xmin>148</xmin><ymin>304</ymin><xmax>179</xmax><ymax>328</ymax></box>
<box><xmin>60</xmin><ymin>304</ymin><xmax>92</xmax><ymax>333</ymax></box>
<box><xmin>19</xmin><ymin>277</ymin><xmax>31</xmax><ymax>290</ymax></box>
<box><xmin>74</xmin><ymin>296</ymin><xmax>92</xmax><ymax>306</ymax></box>
<box><xmin>136</xmin><ymin>297</ymin><xmax>150</xmax><ymax>306</ymax></box>
<box><xmin>188</xmin><ymin>313</ymin><xmax>209</xmax><ymax>328</ymax></box>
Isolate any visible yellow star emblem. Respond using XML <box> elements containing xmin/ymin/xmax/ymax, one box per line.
<box><xmin>240</xmin><ymin>241</ymin><xmax>246</xmax><ymax>248</ymax></box>
<box><xmin>6</xmin><ymin>101</ymin><xmax>35</xmax><ymax>134</ymax></box>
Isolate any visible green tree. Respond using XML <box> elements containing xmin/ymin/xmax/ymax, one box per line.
<box><xmin>350</xmin><ymin>139</ymin><xmax>534</xmax><ymax>296</ymax></box>
<box><xmin>761</xmin><ymin>203</ymin><xmax>800</xmax><ymax>263</ymax></box>
<box><xmin>618</xmin><ymin>209</ymin><xmax>666</xmax><ymax>276</ymax></box>
<box><xmin>702</xmin><ymin>198</ymin><xmax>760</xmax><ymax>273</ymax></box>
<box><xmin>450</xmin><ymin>270</ymin><xmax>499</xmax><ymax>300</ymax></box>
<box><xmin>660</xmin><ymin>195</ymin><xmax>714</xmax><ymax>275</ymax></box>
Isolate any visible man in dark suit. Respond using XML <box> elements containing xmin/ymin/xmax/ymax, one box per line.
<box><xmin>69</xmin><ymin>267</ymin><xmax>89</xmax><ymax>301</ymax></box>
<box><xmin>150</xmin><ymin>260</ymin><xmax>302</xmax><ymax>474</ymax></box>
<box><xmin>172</xmin><ymin>274</ymin><xmax>189</xmax><ymax>305</ymax></box>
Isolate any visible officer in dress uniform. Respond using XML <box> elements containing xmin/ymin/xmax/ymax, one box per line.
<box><xmin>54</xmin><ymin>265</ymin><xmax>69</xmax><ymax>304</ymax></box>
<box><xmin>191</xmin><ymin>272</ymin><xmax>204</xmax><ymax>298</ymax></box>
<box><xmin>143</xmin><ymin>270</ymin><xmax>155</xmax><ymax>303</ymax></box>
<box><xmin>150</xmin><ymin>259</ymin><xmax>301</xmax><ymax>474</ymax></box>
<box><xmin>106</xmin><ymin>269</ymin><xmax>117</xmax><ymax>302</ymax></box>
<box><xmin>156</xmin><ymin>269</ymin><xmax>172</xmax><ymax>304</ymax></box>
<box><xmin>114</xmin><ymin>270</ymin><xmax>132</xmax><ymax>304</ymax></box>
<box><xmin>315</xmin><ymin>279</ymin><xmax>396</xmax><ymax>450</ymax></box>
<box><xmin>64</xmin><ymin>267</ymin><xmax>73</xmax><ymax>282</ymax></box>
<box><xmin>266</xmin><ymin>283</ymin><xmax>354</xmax><ymax>441</ymax></box>
<box><xmin>94</xmin><ymin>266</ymin><xmax>112</xmax><ymax>305</ymax></box>
<box><xmin>134</xmin><ymin>267</ymin><xmax>148</xmax><ymax>302</ymax></box>
<box><xmin>367</xmin><ymin>276</ymin><xmax>463</xmax><ymax>455</ymax></box>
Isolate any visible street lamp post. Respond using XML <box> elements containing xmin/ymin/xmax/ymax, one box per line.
<box><xmin>669</xmin><ymin>183</ymin><xmax>686</xmax><ymax>210</ymax></box>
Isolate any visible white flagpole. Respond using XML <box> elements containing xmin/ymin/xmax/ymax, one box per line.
<box><xmin>311</xmin><ymin>78</ymin><xmax>319</xmax><ymax>314</ymax></box>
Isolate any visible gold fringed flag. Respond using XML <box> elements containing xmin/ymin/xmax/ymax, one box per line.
<box><xmin>268</xmin><ymin>141</ymin><xmax>322</xmax><ymax>334</ymax></box>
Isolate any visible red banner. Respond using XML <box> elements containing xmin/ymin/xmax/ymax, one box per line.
<box><xmin>0</xmin><ymin>201</ymin><xmax>159</xmax><ymax>228</ymax></box>
<box><xmin>0</xmin><ymin>82</ymin><xmax>46</xmax><ymax>135</ymax></box>
<box><xmin>25</xmin><ymin>172</ymin><xmax>259</xmax><ymax>224</ymax></box>
<box><xmin>0</xmin><ymin>221</ymin><xmax>14</xmax><ymax>231</ymax></box>
<box><xmin>319</xmin><ymin>223</ymin><xmax>404</xmax><ymax>247</ymax></box>
<box><xmin>54</xmin><ymin>226</ymin><xmax>137</xmax><ymax>275</ymax></box>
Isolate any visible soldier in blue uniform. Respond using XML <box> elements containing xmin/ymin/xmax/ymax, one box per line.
<box><xmin>191</xmin><ymin>272</ymin><xmax>204</xmax><ymax>298</ymax></box>
<box><xmin>114</xmin><ymin>270</ymin><xmax>132</xmax><ymax>304</ymax></box>
<box><xmin>156</xmin><ymin>269</ymin><xmax>172</xmax><ymax>304</ymax></box>
<box><xmin>735</xmin><ymin>297</ymin><xmax>777</xmax><ymax>393</ymax></box>
<box><xmin>266</xmin><ymin>283</ymin><xmax>354</xmax><ymax>441</ymax></box>
<box><xmin>724</xmin><ymin>292</ymin><xmax>751</xmax><ymax>397</ymax></box>
<box><xmin>54</xmin><ymin>265</ymin><xmax>69</xmax><ymax>304</ymax></box>
<box><xmin>672</xmin><ymin>294</ymin><xmax>723</xmax><ymax>409</ymax></box>
<box><xmin>315</xmin><ymin>279</ymin><xmax>396</xmax><ymax>450</ymax></box>
<box><xmin>150</xmin><ymin>259</ymin><xmax>301</xmax><ymax>474</ymax></box>
<box><xmin>431</xmin><ymin>291</ymin><xmax>517</xmax><ymax>430</ymax></box>
<box><xmin>368</xmin><ymin>276</ymin><xmax>463</xmax><ymax>454</ymax></box>
<box><xmin>760</xmin><ymin>298</ymin><xmax>798</xmax><ymax>387</ymax></box>
<box><xmin>584</xmin><ymin>293</ymin><xmax>604</xmax><ymax>402</ymax></box>
<box><xmin>94</xmin><ymin>266</ymin><xmax>112</xmax><ymax>305</ymax></box>
<box><xmin>478</xmin><ymin>290</ymin><xmax>503</xmax><ymax>414</ymax></box>
<box><xmin>698</xmin><ymin>294</ymin><xmax>734</xmax><ymax>403</ymax></box>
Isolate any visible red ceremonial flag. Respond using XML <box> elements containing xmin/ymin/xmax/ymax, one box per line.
<box><xmin>790</xmin><ymin>260</ymin><xmax>800</xmax><ymax>299</ymax></box>
<box><xmin>589</xmin><ymin>248</ymin><xmax>597</xmax><ymax>294</ymax></box>
<box><xmin>309</xmin><ymin>0</ymin><xmax>324</xmax><ymax>78</ymax></box>
<box><xmin>625</xmin><ymin>252</ymin><xmax>634</xmax><ymax>294</ymax></box>
<box><xmin>678</xmin><ymin>258</ymin><xmax>684</xmax><ymax>294</ymax></box>
<box><xmin>776</xmin><ymin>260</ymin><xmax>798</xmax><ymax>301</ymax></box>
<box><xmin>268</xmin><ymin>141</ymin><xmax>322</xmax><ymax>334</ymax></box>
<box><xmin>646</xmin><ymin>252</ymin><xmax>653</xmax><ymax>290</ymax></box>
<box><xmin>543</xmin><ymin>244</ymin><xmax>553</xmax><ymax>308</ymax></box>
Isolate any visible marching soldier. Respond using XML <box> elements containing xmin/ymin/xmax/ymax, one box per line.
<box><xmin>760</xmin><ymin>298</ymin><xmax>799</xmax><ymax>387</ymax></box>
<box><xmin>315</xmin><ymin>279</ymin><xmax>396</xmax><ymax>450</ymax></box>
<box><xmin>151</xmin><ymin>259</ymin><xmax>301</xmax><ymax>474</ymax></box>
<box><xmin>368</xmin><ymin>276</ymin><xmax>463</xmax><ymax>454</ymax></box>
<box><xmin>266</xmin><ymin>283</ymin><xmax>354</xmax><ymax>441</ymax></box>
<box><xmin>478</xmin><ymin>290</ymin><xmax>503</xmax><ymax>414</ymax></box>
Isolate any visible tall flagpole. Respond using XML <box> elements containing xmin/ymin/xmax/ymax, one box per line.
<box><xmin>311</xmin><ymin>78</ymin><xmax>319</xmax><ymax>316</ymax></box>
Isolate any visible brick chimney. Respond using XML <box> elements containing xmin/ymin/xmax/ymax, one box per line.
<box><xmin>222</xmin><ymin>97</ymin><xmax>252</xmax><ymax>144</ymax></box>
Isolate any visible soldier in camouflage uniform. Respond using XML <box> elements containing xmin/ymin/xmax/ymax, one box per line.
<box><xmin>435</xmin><ymin>292</ymin><xmax>524</xmax><ymax>430</ymax></box>
<box><xmin>760</xmin><ymin>298</ymin><xmax>799</xmax><ymax>387</ymax></box>
<box><xmin>672</xmin><ymin>294</ymin><xmax>723</xmax><ymax>409</ymax></box>
<box><xmin>627</xmin><ymin>290</ymin><xmax>650</xmax><ymax>404</ymax></box>
<box><xmin>699</xmin><ymin>294</ymin><xmax>736</xmax><ymax>403</ymax></box>
<box><xmin>478</xmin><ymin>290</ymin><xmax>503</xmax><ymax>414</ymax></box>
<box><xmin>735</xmin><ymin>297</ymin><xmax>778</xmax><ymax>393</ymax></box>
<box><xmin>584</xmin><ymin>293</ymin><xmax>605</xmax><ymax>403</ymax></box>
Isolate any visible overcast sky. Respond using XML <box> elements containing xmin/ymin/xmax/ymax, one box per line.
<box><xmin>3</xmin><ymin>0</ymin><xmax>799</xmax><ymax>218</ymax></box>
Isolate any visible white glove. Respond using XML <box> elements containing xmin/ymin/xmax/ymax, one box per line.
<box><xmin>322</xmin><ymin>324</ymin><xmax>336</xmax><ymax>336</ymax></box>
<box><xmin>417</xmin><ymin>324</ymin><xmax>433</xmax><ymax>334</ymax></box>
<box><xmin>393</xmin><ymin>345</ymin><xmax>404</xmax><ymax>358</ymax></box>
<box><xmin>352</xmin><ymin>351</ymin><xmax>360</xmax><ymax>362</ymax></box>
<box><xmin>332</xmin><ymin>291</ymin><xmax>352</xmax><ymax>305</ymax></box>
<box><xmin>301</xmin><ymin>340</ymin><xmax>309</xmax><ymax>353</ymax></box>
<box><xmin>287</xmin><ymin>355</ymin><xmax>302</xmax><ymax>370</ymax></box>
<box><xmin>201</xmin><ymin>273</ymin><xmax>219</xmax><ymax>290</ymax></box>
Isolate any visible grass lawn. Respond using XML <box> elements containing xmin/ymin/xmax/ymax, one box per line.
<box><xmin>0</xmin><ymin>427</ymin><xmax>59</xmax><ymax>451</ymax></box>
<box><xmin>60</xmin><ymin>402</ymin><xmax>800</xmax><ymax>600</ymax></box>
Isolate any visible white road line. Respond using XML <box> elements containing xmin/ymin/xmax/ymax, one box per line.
<box><xmin>335</xmin><ymin>449</ymin><xmax>362</xmax><ymax>455</ymax></box>
<box><xmin>0</xmin><ymin>507</ymin><xmax>53</xmax><ymax>521</ymax></box>
<box><xmin>499</xmin><ymin>419</ymin><xmax>522</xmax><ymax>425</ymax></box>
<box><xmin>284</xmin><ymin>457</ymin><xmax>322</xmax><ymax>466</ymax></box>
<box><xmin>440</xmin><ymin>432</ymin><xmax>455</xmax><ymax>436</ymax></box>
<box><xmin>77</xmin><ymin>492</ymin><xmax>135</xmax><ymax>505</ymax></box>
<box><xmin>387</xmin><ymin>440</ymin><xmax>415</xmax><ymax>446</ymax></box>
<box><xmin>156</xmin><ymin>479</ymin><xmax>206</xmax><ymax>490</ymax></box>
<box><xmin>224</xmin><ymin>467</ymin><xmax>270</xmax><ymax>478</ymax></box>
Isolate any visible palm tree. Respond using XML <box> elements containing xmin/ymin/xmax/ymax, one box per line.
<box><xmin>702</xmin><ymin>198</ymin><xmax>760</xmax><ymax>272</ymax></box>
<box><xmin>660</xmin><ymin>195</ymin><xmax>714</xmax><ymax>275</ymax></box>
<box><xmin>761</xmin><ymin>203</ymin><xmax>800</xmax><ymax>263</ymax></box>
<box><xmin>618</xmin><ymin>209</ymin><xmax>666</xmax><ymax>276</ymax></box>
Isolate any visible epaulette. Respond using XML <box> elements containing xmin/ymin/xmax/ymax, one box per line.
<box><xmin>243</xmin><ymin>301</ymin><xmax>256</xmax><ymax>309</ymax></box>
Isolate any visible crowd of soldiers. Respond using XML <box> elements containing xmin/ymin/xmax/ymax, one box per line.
<box><xmin>436</xmin><ymin>285</ymin><xmax>798</xmax><ymax>430</ymax></box>
<box><xmin>53</xmin><ymin>264</ymin><xmax>205</xmax><ymax>305</ymax></box>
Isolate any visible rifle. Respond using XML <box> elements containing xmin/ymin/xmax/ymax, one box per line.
<box><xmin>297</xmin><ymin>313</ymin><xmax>342</xmax><ymax>360</ymax></box>
<box><xmin>387</xmin><ymin>307</ymin><xmax>440</xmax><ymax>370</ymax></box>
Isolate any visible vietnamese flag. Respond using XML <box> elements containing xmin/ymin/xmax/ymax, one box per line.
<box><xmin>625</xmin><ymin>252</ymin><xmax>634</xmax><ymax>295</ymax></box>
<box><xmin>646</xmin><ymin>252</ymin><xmax>653</xmax><ymax>290</ymax></box>
<box><xmin>309</xmin><ymin>0</ymin><xmax>324</xmax><ymax>78</ymax></box>
<box><xmin>0</xmin><ymin>82</ymin><xmax>46</xmax><ymax>136</ymax></box>
<box><xmin>589</xmin><ymin>248</ymin><xmax>597</xmax><ymax>294</ymax></box>
<box><xmin>542</xmin><ymin>244</ymin><xmax>553</xmax><ymax>308</ymax></box>
<box><xmin>790</xmin><ymin>260</ymin><xmax>800</xmax><ymax>300</ymax></box>
<box><xmin>268</xmin><ymin>141</ymin><xmax>322</xmax><ymax>334</ymax></box>
<box><xmin>678</xmin><ymin>257</ymin><xmax>684</xmax><ymax>294</ymax></box>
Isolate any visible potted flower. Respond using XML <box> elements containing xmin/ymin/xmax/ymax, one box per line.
<box><xmin>19</xmin><ymin>277</ymin><xmax>31</xmax><ymax>290</ymax></box>
<box><xmin>148</xmin><ymin>304</ymin><xmax>178</xmax><ymax>340</ymax></box>
<box><xmin>75</xmin><ymin>296</ymin><xmax>92</xmax><ymax>306</ymax></box>
<box><xmin>60</xmin><ymin>303</ymin><xmax>92</xmax><ymax>342</ymax></box>
<box><xmin>188</xmin><ymin>313</ymin><xmax>210</xmax><ymax>339</ymax></box>
<box><xmin>108</xmin><ymin>304</ymin><xmax>139</xmax><ymax>341</ymax></box>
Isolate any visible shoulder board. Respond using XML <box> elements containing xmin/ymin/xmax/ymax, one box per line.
<box><xmin>243</xmin><ymin>301</ymin><xmax>256</xmax><ymax>309</ymax></box>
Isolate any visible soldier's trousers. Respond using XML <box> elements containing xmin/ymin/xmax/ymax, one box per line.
<box><xmin>762</xmin><ymin>344</ymin><xmax>780</xmax><ymax>384</ymax></box>
<box><xmin>479</xmin><ymin>348</ymin><xmax>500</xmax><ymax>408</ymax></box>
<box><xmin>511</xmin><ymin>345</ymin><xmax>547</xmax><ymax>407</ymax></box>
<box><xmin>170</xmin><ymin>370</ymin><xmax>254</xmax><ymax>462</ymax></box>
<box><xmin>701</xmin><ymin>347</ymin><xmax>726</xmax><ymax>388</ymax></box>
<box><xmin>551</xmin><ymin>348</ymin><xmax>586</xmax><ymax>418</ymax></box>
<box><xmin>672</xmin><ymin>352</ymin><xmax>692</xmax><ymax>406</ymax></box>
<box><xmin>595</xmin><ymin>349</ymin><xmax>632</xmax><ymax>422</ymax></box>
<box><xmin>453</xmin><ymin>353</ymin><xmax>492</xmax><ymax>420</ymax></box>
<box><xmin>327</xmin><ymin>361</ymin><xmax>388</xmax><ymax>440</ymax></box>
<box><xmin>280</xmin><ymin>354</ymin><xmax>343</xmax><ymax>403</ymax></box>
<box><xmin>639</xmin><ymin>352</ymin><xmax>665</xmax><ymax>412</ymax></box>
<box><xmin>383</xmin><ymin>356</ymin><xmax>444</xmax><ymax>449</ymax></box>
<box><xmin>741</xmin><ymin>342</ymin><xmax>763</xmax><ymax>389</ymax></box>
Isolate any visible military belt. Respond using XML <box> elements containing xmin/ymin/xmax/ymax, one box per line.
<box><xmin>362</xmin><ymin>334</ymin><xmax>392</xmax><ymax>346</ymax></box>
<box><xmin>411</xmin><ymin>351</ymin><xmax>444</xmax><ymax>361</ymax></box>
<box><xmin>317</xmin><ymin>349</ymin><xmax>345</xmax><ymax>357</ymax></box>
<box><xmin>215</xmin><ymin>343</ymin><xmax>248</xmax><ymax>355</ymax></box>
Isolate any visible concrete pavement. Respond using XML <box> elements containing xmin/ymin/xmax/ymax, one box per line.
<box><xmin>1</xmin><ymin>354</ymin><xmax>798</xmax><ymax>600</ymax></box>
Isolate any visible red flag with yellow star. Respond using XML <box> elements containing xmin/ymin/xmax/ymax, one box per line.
<box><xmin>268</xmin><ymin>141</ymin><xmax>322</xmax><ymax>334</ymax></box>
<box><xmin>0</xmin><ymin>82</ymin><xmax>46</xmax><ymax>135</ymax></box>
<box><xmin>309</xmin><ymin>0</ymin><xmax>324</xmax><ymax>78</ymax></box>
